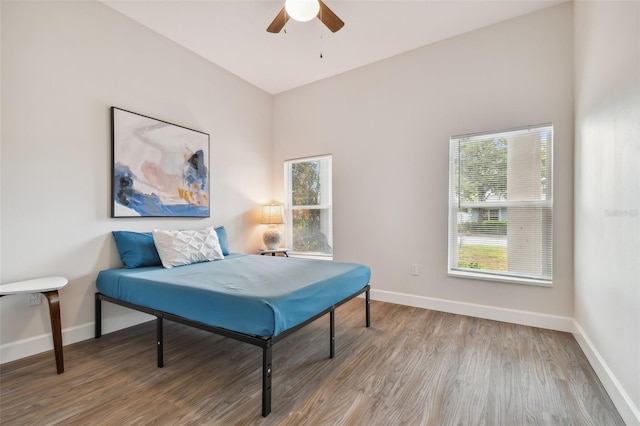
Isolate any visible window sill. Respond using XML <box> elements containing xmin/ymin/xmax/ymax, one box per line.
<box><xmin>448</xmin><ymin>269</ymin><xmax>552</xmax><ymax>287</ymax></box>
<box><xmin>289</xmin><ymin>254</ymin><xmax>333</xmax><ymax>261</ymax></box>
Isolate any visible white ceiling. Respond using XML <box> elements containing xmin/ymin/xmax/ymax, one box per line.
<box><xmin>103</xmin><ymin>0</ymin><xmax>566</xmax><ymax>94</ymax></box>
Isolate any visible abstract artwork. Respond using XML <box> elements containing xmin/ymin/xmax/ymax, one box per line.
<box><xmin>111</xmin><ymin>107</ymin><xmax>210</xmax><ymax>217</ymax></box>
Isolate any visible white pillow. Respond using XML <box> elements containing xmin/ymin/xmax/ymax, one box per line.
<box><xmin>152</xmin><ymin>226</ymin><xmax>224</xmax><ymax>268</ymax></box>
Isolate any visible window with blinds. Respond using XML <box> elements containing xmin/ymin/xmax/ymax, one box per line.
<box><xmin>448</xmin><ymin>124</ymin><xmax>553</xmax><ymax>285</ymax></box>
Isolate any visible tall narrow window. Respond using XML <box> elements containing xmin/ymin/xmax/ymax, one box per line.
<box><xmin>448</xmin><ymin>124</ymin><xmax>553</xmax><ymax>285</ymax></box>
<box><xmin>284</xmin><ymin>155</ymin><xmax>333</xmax><ymax>258</ymax></box>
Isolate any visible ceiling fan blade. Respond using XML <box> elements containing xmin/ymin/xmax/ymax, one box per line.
<box><xmin>318</xmin><ymin>0</ymin><xmax>344</xmax><ymax>33</ymax></box>
<box><xmin>267</xmin><ymin>7</ymin><xmax>289</xmax><ymax>33</ymax></box>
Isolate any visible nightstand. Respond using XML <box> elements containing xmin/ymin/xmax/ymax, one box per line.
<box><xmin>258</xmin><ymin>248</ymin><xmax>290</xmax><ymax>257</ymax></box>
<box><xmin>0</xmin><ymin>276</ymin><xmax>68</xmax><ymax>374</ymax></box>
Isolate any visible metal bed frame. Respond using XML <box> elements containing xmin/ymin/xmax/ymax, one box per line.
<box><xmin>95</xmin><ymin>285</ymin><xmax>370</xmax><ymax>417</ymax></box>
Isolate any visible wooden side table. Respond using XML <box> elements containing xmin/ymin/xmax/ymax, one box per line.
<box><xmin>0</xmin><ymin>276</ymin><xmax>68</xmax><ymax>374</ymax></box>
<box><xmin>258</xmin><ymin>248</ymin><xmax>289</xmax><ymax>257</ymax></box>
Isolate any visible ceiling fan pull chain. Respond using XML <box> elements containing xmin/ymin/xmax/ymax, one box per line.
<box><xmin>284</xmin><ymin>9</ymin><xmax>288</xmax><ymax>34</ymax></box>
<box><xmin>319</xmin><ymin>4</ymin><xmax>324</xmax><ymax>58</ymax></box>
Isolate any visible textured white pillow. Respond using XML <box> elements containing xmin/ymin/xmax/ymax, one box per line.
<box><xmin>152</xmin><ymin>226</ymin><xmax>224</xmax><ymax>268</ymax></box>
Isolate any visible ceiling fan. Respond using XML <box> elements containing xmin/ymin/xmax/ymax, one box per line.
<box><xmin>267</xmin><ymin>0</ymin><xmax>345</xmax><ymax>34</ymax></box>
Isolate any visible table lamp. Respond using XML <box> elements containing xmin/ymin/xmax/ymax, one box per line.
<box><xmin>261</xmin><ymin>204</ymin><xmax>285</xmax><ymax>250</ymax></box>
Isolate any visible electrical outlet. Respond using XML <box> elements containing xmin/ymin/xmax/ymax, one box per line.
<box><xmin>411</xmin><ymin>264</ymin><xmax>419</xmax><ymax>276</ymax></box>
<box><xmin>26</xmin><ymin>293</ymin><xmax>42</xmax><ymax>306</ymax></box>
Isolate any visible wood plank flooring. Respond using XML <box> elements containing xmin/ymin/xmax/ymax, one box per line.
<box><xmin>0</xmin><ymin>300</ymin><xmax>624</xmax><ymax>425</ymax></box>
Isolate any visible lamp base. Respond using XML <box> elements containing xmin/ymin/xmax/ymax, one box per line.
<box><xmin>263</xmin><ymin>225</ymin><xmax>282</xmax><ymax>250</ymax></box>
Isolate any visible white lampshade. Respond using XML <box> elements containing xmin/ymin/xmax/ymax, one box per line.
<box><xmin>261</xmin><ymin>204</ymin><xmax>285</xmax><ymax>225</ymax></box>
<box><xmin>285</xmin><ymin>0</ymin><xmax>320</xmax><ymax>22</ymax></box>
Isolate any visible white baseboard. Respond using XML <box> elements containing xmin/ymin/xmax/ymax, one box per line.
<box><xmin>370</xmin><ymin>289</ymin><xmax>575</xmax><ymax>332</ymax></box>
<box><xmin>573</xmin><ymin>321</ymin><xmax>640</xmax><ymax>426</ymax></box>
<box><xmin>0</xmin><ymin>311</ymin><xmax>152</xmax><ymax>365</ymax></box>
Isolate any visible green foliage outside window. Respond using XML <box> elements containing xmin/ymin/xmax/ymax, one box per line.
<box><xmin>292</xmin><ymin>161</ymin><xmax>321</xmax><ymax>206</ymax></box>
<box><xmin>457</xmin><ymin>137</ymin><xmax>508</xmax><ymax>203</ymax></box>
<box><xmin>458</xmin><ymin>220</ymin><xmax>507</xmax><ymax>236</ymax></box>
<box><xmin>290</xmin><ymin>161</ymin><xmax>332</xmax><ymax>254</ymax></box>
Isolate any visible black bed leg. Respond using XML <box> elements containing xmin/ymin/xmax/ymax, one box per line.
<box><xmin>157</xmin><ymin>316</ymin><xmax>164</xmax><ymax>368</ymax></box>
<box><xmin>330</xmin><ymin>308</ymin><xmax>335</xmax><ymax>359</ymax></box>
<box><xmin>262</xmin><ymin>342</ymin><xmax>272</xmax><ymax>417</ymax></box>
<box><xmin>366</xmin><ymin>288</ymin><xmax>371</xmax><ymax>328</ymax></box>
<box><xmin>95</xmin><ymin>294</ymin><xmax>102</xmax><ymax>338</ymax></box>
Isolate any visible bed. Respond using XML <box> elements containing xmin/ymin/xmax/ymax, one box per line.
<box><xmin>95</xmin><ymin>252</ymin><xmax>371</xmax><ymax>417</ymax></box>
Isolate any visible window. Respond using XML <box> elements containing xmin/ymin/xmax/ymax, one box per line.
<box><xmin>284</xmin><ymin>155</ymin><xmax>333</xmax><ymax>257</ymax></box>
<box><xmin>448</xmin><ymin>124</ymin><xmax>553</xmax><ymax>285</ymax></box>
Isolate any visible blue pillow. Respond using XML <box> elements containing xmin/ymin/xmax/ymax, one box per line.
<box><xmin>215</xmin><ymin>226</ymin><xmax>230</xmax><ymax>256</ymax></box>
<box><xmin>112</xmin><ymin>231</ymin><xmax>162</xmax><ymax>268</ymax></box>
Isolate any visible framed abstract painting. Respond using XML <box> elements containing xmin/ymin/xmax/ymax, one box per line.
<box><xmin>111</xmin><ymin>107</ymin><xmax>210</xmax><ymax>217</ymax></box>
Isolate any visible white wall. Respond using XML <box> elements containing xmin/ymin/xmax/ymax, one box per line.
<box><xmin>0</xmin><ymin>1</ymin><xmax>272</xmax><ymax>363</ymax></box>
<box><xmin>574</xmin><ymin>1</ymin><xmax>640</xmax><ymax>424</ymax></box>
<box><xmin>273</xmin><ymin>4</ymin><xmax>574</xmax><ymax>328</ymax></box>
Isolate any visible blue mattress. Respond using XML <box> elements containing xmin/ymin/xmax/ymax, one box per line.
<box><xmin>96</xmin><ymin>254</ymin><xmax>371</xmax><ymax>337</ymax></box>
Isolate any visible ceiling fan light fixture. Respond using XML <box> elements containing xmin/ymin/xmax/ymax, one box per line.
<box><xmin>285</xmin><ymin>0</ymin><xmax>320</xmax><ymax>22</ymax></box>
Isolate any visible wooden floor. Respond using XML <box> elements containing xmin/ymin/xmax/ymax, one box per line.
<box><xmin>0</xmin><ymin>300</ymin><xmax>624</xmax><ymax>425</ymax></box>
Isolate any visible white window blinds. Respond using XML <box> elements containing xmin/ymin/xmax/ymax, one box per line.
<box><xmin>448</xmin><ymin>124</ymin><xmax>553</xmax><ymax>285</ymax></box>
